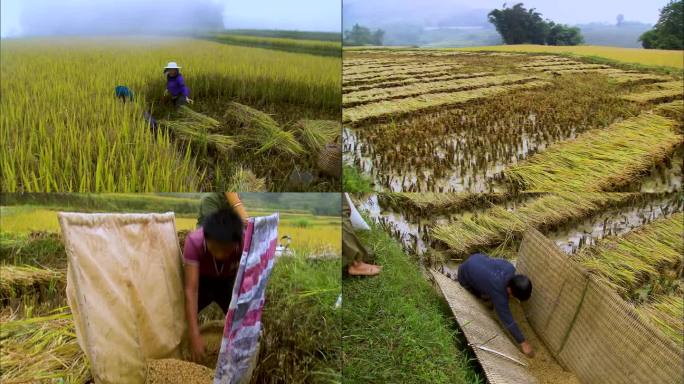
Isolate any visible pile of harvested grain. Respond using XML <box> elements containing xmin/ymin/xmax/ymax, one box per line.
<box><xmin>508</xmin><ymin>302</ymin><xmax>580</xmax><ymax>384</ymax></box>
<box><xmin>145</xmin><ymin>359</ymin><xmax>214</xmax><ymax>384</ymax></box>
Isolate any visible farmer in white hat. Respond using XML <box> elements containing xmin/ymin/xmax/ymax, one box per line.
<box><xmin>163</xmin><ymin>61</ymin><xmax>193</xmax><ymax>108</ymax></box>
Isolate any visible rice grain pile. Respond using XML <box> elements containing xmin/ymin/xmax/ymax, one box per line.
<box><xmin>146</xmin><ymin>359</ymin><xmax>214</xmax><ymax>384</ymax></box>
<box><xmin>509</xmin><ymin>302</ymin><xmax>580</xmax><ymax>384</ymax></box>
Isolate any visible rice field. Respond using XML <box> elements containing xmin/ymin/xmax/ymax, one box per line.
<box><xmin>1</xmin><ymin>37</ymin><xmax>341</xmax><ymax>192</ymax></box>
<box><xmin>205</xmin><ymin>33</ymin><xmax>341</xmax><ymax>57</ymax></box>
<box><xmin>0</xmin><ymin>199</ymin><xmax>341</xmax><ymax>382</ymax></box>
<box><xmin>458</xmin><ymin>45</ymin><xmax>684</xmax><ymax>70</ymax></box>
<box><xmin>343</xmin><ymin>48</ymin><xmax>683</xmax><ymax>193</ymax></box>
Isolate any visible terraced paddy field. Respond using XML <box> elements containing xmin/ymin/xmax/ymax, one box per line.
<box><xmin>343</xmin><ymin>48</ymin><xmax>683</xmax><ymax>193</ymax></box>
<box><xmin>352</xmin><ymin>191</ymin><xmax>683</xmax><ymax>351</ymax></box>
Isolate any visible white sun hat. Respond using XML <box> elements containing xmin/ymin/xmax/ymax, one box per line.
<box><xmin>164</xmin><ymin>61</ymin><xmax>181</xmax><ymax>69</ymax></box>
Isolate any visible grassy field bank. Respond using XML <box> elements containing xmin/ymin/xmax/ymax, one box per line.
<box><xmin>342</xmin><ymin>223</ymin><xmax>482</xmax><ymax>383</ymax></box>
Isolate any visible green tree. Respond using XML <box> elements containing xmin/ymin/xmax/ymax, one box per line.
<box><xmin>488</xmin><ymin>3</ymin><xmax>583</xmax><ymax>46</ymax></box>
<box><xmin>488</xmin><ymin>3</ymin><xmax>549</xmax><ymax>44</ymax></box>
<box><xmin>343</xmin><ymin>24</ymin><xmax>385</xmax><ymax>46</ymax></box>
<box><xmin>639</xmin><ymin>0</ymin><xmax>684</xmax><ymax>49</ymax></box>
<box><xmin>372</xmin><ymin>29</ymin><xmax>386</xmax><ymax>45</ymax></box>
<box><xmin>547</xmin><ymin>23</ymin><xmax>584</xmax><ymax>45</ymax></box>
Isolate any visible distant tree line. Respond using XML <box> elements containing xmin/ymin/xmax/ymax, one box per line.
<box><xmin>639</xmin><ymin>0</ymin><xmax>683</xmax><ymax>49</ymax></box>
<box><xmin>344</xmin><ymin>24</ymin><xmax>385</xmax><ymax>46</ymax></box>
<box><xmin>488</xmin><ymin>3</ymin><xmax>583</xmax><ymax>46</ymax></box>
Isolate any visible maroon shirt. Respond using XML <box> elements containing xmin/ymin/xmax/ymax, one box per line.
<box><xmin>183</xmin><ymin>228</ymin><xmax>240</xmax><ymax>278</ymax></box>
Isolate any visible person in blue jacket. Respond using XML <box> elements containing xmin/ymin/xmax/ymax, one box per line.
<box><xmin>163</xmin><ymin>61</ymin><xmax>193</xmax><ymax>108</ymax></box>
<box><xmin>457</xmin><ymin>253</ymin><xmax>535</xmax><ymax>357</ymax></box>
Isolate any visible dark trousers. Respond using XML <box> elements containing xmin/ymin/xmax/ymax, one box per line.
<box><xmin>172</xmin><ymin>95</ymin><xmax>187</xmax><ymax>107</ymax></box>
<box><xmin>198</xmin><ymin>275</ymin><xmax>234</xmax><ymax>314</ymax></box>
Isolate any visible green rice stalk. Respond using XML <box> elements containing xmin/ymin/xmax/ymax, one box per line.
<box><xmin>293</xmin><ymin>120</ymin><xmax>339</xmax><ymax>151</ymax></box>
<box><xmin>343</xmin><ymin>80</ymin><xmax>550</xmax><ymax>125</ymax></box>
<box><xmin>163</xmin><ymin>106</ymin><xmax>236</xmax><ymax>155</ymax></box>
<box><xmin>164</xmin><ymin>122</ymin><xmax>236</xmax><ymax>155</ymax></box>
<box><xmin>343</xmin><ymin>72</ymin><xmax>494</xmax><ymax>93</ymax></box>
<box><xmin>621</xmin><ymin>81</ymin><xmax>684</xmax><ymax>103</ymax></box>
<box><xmin>343</xmin><ymin>74</ymin><xmax>539</xmax><ymax>107</ymax></box>
<box><xmin>653</xmin><ymin>99</ymin><xmax>684</xmax><ymax>122</ymax></box>
<box><xmin>343</xmin><ymin>62</ymin><xmax>458</xmax><ymax>82</ymax></box>
<box><xmin>225</xmin><ymin>102</ymin><xmax>304</xmax><ymax>156</ymax></box>
<box><xmin>636</xmin><ymin>294</ymin><xmax>683</xmax><ymax>347</ymax></box>
<box><xmin>576</xmin><ymin>213</ymin><xmax>683</xmax><ymax>299</ymax></box>
<box><xmin>0</xmin><ymin>309</ymin><xmax>89</xmax><ymax>383</ymax></box>
<box><xmin>0</xmin><ymin>265</ymin><xmax>64</xmax><ymax>298</ymax></box>
<box><xmin>226</xmin><ymin>167</ymin><xmax>267</xmax><ymax>192</ymax></box>
<box><xmin>431</xmin><ymin>192</ymin><xmax>637</xmax><ymax>256</ymax></box>
<box><xmin>378</xmin><ymin>192</ymin><xmax>511</xmax><ymax>215</ymax></box>
<box><xmin>176</xmin><ymin>106</ymin><xmax>222</xmax><ymax>130</ymax></box>
<box><xmin>606</xmin><ymin>72</ymin><xmax>672</xmax><ymax>85</ymax></box>
<box><xmin>505</xmin><ymin>113</ymin><xmax>683</xmax><ymax>192</ymax></box>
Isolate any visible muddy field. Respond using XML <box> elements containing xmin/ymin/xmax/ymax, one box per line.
<box><xmin>343</xmin><ymin>49</ymin><xmax>683</xmax><ymax>193</ymax></box>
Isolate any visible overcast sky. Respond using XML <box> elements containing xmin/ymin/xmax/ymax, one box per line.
<box><xmin>1</xmin><ymin>0</ymin><xmax>341</xmax><ymax>38</ymax></box>
<box><xmin>344</xmin><ymin>0</ymin><xmax>668</xmax><ymax>25</ymax></box>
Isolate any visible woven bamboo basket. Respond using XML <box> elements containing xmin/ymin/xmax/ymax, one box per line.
<box><xmin>317</xmin><ymin>142</ymin><xmax>341</xmax><ymax>178</ymax></box>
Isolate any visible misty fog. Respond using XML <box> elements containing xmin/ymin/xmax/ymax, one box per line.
<box><xmin>343</xmin><ymin>0</ymin><xmax>668</xmax><ymax>48</ymax></box>
<box><xmin>1</xmin><ymin>0</ymin><xmax>341</xmax><ymax>38</ymax></box>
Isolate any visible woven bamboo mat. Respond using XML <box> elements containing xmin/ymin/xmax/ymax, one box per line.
<box><xmin>430</xmin><ymin>270</ymin><xmax>537</xmax><ymax>384</ymax></box>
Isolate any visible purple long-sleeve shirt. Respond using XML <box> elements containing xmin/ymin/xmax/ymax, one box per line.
<box><xmin>166</xmin><ymin>73</ymin><xmax>189</xmax><ymax>97</ymax></box>
<box><xmin>457</xmin><ymin>253</ymin><xmax>526</xmax><ymax>343</ymax></box>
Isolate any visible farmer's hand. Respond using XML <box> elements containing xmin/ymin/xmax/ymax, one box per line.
<box><xmin>186</xmin><ymin>97</ymin><xmax>194</xmax><ymax>105</ymax></box>
<box><xmin>190</xmin><ymin>332</ymin><xmax>206</xmax><ymax>362</ymax></box>
<box><xmin>520</xmin><ymin>340</ymin><xmax>534</xmax><ymax>357</ymax></box>
<box><xmin>163</xmin><ymin>89</ymin><xmax>169</xmax><ymax>96</ymax></box>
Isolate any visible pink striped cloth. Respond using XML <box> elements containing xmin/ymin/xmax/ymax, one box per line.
<box><xmin>214</xmin><ymin>213</ymin><xmax>279</xmax><ymax>384</ymax></box>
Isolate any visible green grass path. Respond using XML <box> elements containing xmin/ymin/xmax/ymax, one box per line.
<box><xmin>342</xmin><ymin>224</ymin><xmax>483</xmax><ymax>383</ymax></box>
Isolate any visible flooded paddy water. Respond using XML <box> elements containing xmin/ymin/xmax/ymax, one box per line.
<box><xmin>344</xmin><ymin>49</ymin><xmax>682</xmax><ymax>193</ymax></box>
<box><xmin>356</xmin><ymin>191</ymin><xmax>683</xmax><ymax>268</ymax></box>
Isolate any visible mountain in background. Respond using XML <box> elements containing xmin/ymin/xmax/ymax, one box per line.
<box><xmin>343</xmin><ymin>0</ymin><xmax>498</xmax><ymax>47</ymax></box>
<box><xmin>343</xmin><ymin>0</ymin><xmax>653</xmax><ymax>48</ymax></box>
<box><xmin>578</xmin><ymin>22</ymin><xmax>652</xmax><ymax>48</ymax></box>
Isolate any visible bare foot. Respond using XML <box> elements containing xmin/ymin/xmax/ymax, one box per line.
<box><xmin>348</xmin><ymin>261</ymin><xmax>382</xmax><ymax>276</ymax></box>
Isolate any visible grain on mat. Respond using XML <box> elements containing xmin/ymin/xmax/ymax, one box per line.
<box><xmin>509</xmin><ymin>302</ymin><xmax>580</xmax><ymax>384</ymax></box>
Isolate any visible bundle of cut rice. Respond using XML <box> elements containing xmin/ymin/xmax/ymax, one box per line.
<box><xmin>294</xmin><ymin>120</ymin><xmax>340</xmax><ymax>152</ymax></box>
<box><xmin>225</xmin><ymin>102</ymin><xmax>304</xmax><ymax>156</ymax></box>
<box><xmin>165</xmin><ymin>106</ymin><xmax>236</xmax><ymax>154</ymax></box>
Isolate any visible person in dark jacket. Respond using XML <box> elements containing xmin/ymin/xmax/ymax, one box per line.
<box><xmin>115</xmin><ymin>85</ymin><xmax>134</xmax><ymax>103</ymax></box>
<box><xmin>457</xmin><ymin>253</ymin><xmax>535</xmax><ymax>357</ymax></box>
<box><xmin>163</xmin><ymin>61</ymin><xmax>192</xmax><ymax>108</ymax></box>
